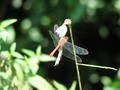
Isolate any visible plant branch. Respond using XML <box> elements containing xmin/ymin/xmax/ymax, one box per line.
<box><xmin>77</xmin><ymin>63</ymin><xmax>117</xmax><ymax>71</ymax></box>
<box><xmin>68</xmin><ymin>24</ymin><xmax>82</xmax><ymax>90</ymax></box>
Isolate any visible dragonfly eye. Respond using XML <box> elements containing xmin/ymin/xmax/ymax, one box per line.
<box><xmin>63</xmin><ymin>19</ymin><xmax>72</xmax><ymax>25</ymax></box>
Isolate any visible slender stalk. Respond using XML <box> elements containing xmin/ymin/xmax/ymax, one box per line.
<box><xmin>77</xmin><ymin>63</ymin><xmax>117</xmax><ymax>71</ymax></box>
<box><xmin>68</xmin><ymin>25</ymin><xmax>82</xmax><ymax>90</ymax></box>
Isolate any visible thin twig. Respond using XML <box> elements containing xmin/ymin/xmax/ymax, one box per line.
<box><xmin>68</xmin><ymin>25</ymin><xmax>82</xmax><ymax>90</ymax></box>
<box><xmin>77</xmin><ymin>63</ymin><xmax>117</xmax><ymax>71</ymax></box>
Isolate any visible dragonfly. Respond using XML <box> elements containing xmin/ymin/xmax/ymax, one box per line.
<box><xmin>49</xmin><ymin>23</ymin><xmax>89</xmax><ymax>66</ymax></box>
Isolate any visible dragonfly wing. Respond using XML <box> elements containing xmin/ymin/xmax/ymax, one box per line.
<box><xmin>63</xmin><ymin>48</ymin><xmax>82</xmax><ymax>63</ymax></box>
<box><xmin>64</xmin><ymin>42</ymin><xmax>89</xmax><ymax>55</ymax></box>
<box><xmin>54</xmin><ymin>24</ymin><xmax>59</xmax><ymax>33</ymax></box>
<box><xmin>49</xmin><ymin>31</ymin><xmax>59</xmax><ymax>46</ymax></box>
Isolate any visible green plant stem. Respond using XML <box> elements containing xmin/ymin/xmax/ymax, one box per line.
<box><xmin>68</xmin><ymin>25</ymin><xmax>82</xmax><ymax>90</ymax></box>
<box><xmin>77</xmin><ymin>63</ymin><xmax>117</xmax><ymax>71</ymax></box>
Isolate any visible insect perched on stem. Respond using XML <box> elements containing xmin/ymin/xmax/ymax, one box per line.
<box><xmin>49</xmin><ymin>19</ymin><xmax>88</xmax><ymax>66</ymax></box>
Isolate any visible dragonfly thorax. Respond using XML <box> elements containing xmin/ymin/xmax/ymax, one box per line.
<box><xmin>55</xmin><ymin>24</ymin><xmax>67</xmax><ymax>38</ymax></box>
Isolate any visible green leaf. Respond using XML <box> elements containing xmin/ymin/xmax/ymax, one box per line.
<box><xmin>53</xmin><ymin>80</ymin><xmax>67</xmax><ymax>90</ymax></box>
<box><xmin>0</xmin><ymin>72</ymin><xmax>9</xmax><ymax>80</ymax></box>
<box><xmin>1</xmin><ymin>51</ymin><xmax>10</xmax><ymax>59</ymax></box>
<box><xmin>39</xmin><ymin>54</ymin><xmax>56</xmax><ymax>62</ymax></box>
<box><xmin>22</xmin><ymin>49</ymin><xmax>35</xmax><ymax>57</ymax></box>
<box><xmin>0</xmin><ymin>30</ymin><xmax>8</xmax><ymax>42</ymax></box>
<box><xmin>114</xmin><ymin>0</ymin><xmax>120</xmax><ymax>10</ymax></box>
<box><xmin>13</xmin><ymin>62</ymin><xmax>24</xmax><ymax>82</ymax></box>
<box><xmin>11</xmin><ymin>52</ymin><xmax>23</xmax><ymax>59</ymax></box>
<box><xmin>27</xmin><ymin>57</ymin><xmax>39</xmax><ymax>74</ymax></box>
<box><xmin>28</xmin><ymin>75</ymin><xmax>55</xmax><ymax>90</ymax></box>
<box><xmin>10</xmin><ymin>42</ymin><xmax>16</xmax><ymax>53</ymax></box>
<box><xmin>69</xmin><ymin>81</ymin><xmax>77</xmax><ymax>90</ymax></box>
<box><xmin>0</xmin><ymin>72</ymin><xmax>9</xmax><ymax>89</ymax></box>
<box><xmin>0</xmin><ymin>19</ymin><xmax>17</xmax><ymax>28</ymax></box>
<box><xmin>15</xmin><ymin>59</ymin><xmax>30</xmax><ymax>74</ymax></box>
<box><xmin>36</xmin><ymin>46</ymin><xmax>41</xmax><ymax>56</ymax></box>
<box><xmin>5</xmin><ymin>26</ymin><xmax>16</xmax><ymax>44</ymax></box>
<box><xmin>29</xmin><ymin>64</ymin><xmax>39</xmax><ymax>75</ymax></box>
<box><xmin>0</xmin><ymin>27</ymin><xmax>6</xmax><ymax>31</ymax></box>
<box><xmin>0</xmin><ymin>26</ymin><xmax>15</xmax><ymax>43</ymax></box>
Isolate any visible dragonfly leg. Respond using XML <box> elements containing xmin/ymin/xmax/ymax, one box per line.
<box><xmin>49</xmin><ymin>43</ymin><xmax>60</xmax><ymax>56</ymax></box>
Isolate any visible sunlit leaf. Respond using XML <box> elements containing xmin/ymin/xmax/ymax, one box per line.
<box><xmin>11</xmin><ymin>52</ymin><xmax>23</xmax><ymax>59</ymax></box>
<box><xmin>5</xmin><ymin>26</ymin><xmax>16</xmax><ymax>44</ymax></box>
<box><xmin>3</xmin><ymin>85</ymin><xmax>9</xmax><ymax>90</ymax></box>
<box><xmin>0</xmin><ymin>30</ymin><xmax>9</xmax><ymax>42</ymax></box>
<box><xmin>53</xmin><ymin>80</ymin><xmax>67</xmax><ymax>90</ymax></box>
<box><xmin>29</xmin><ymin>64</ymin><xmax>39</xmax><ymax>75</ymax></box>
<box><xmin>114</xmin><ymin>0</ymin><xmax>120</xmax><ymax>10</ymax></box>
<box><xmin>15</xmin><ymin>59</ymin><xmax>30</xmax><ymax>74</ymax></box>
<box><xmin>27</xmin><ymin>57</ymin><xmax>39</xmax><ymax>74</ymax></box>
<box><xmin>0</xmin><ymin>19</ymin><xmax>17</xmax><ymax>28</ymax></box>
<box><xmin>39</xmin><ymin>54</ymin><xmax>56</xmax><ymax>62</ymax></box>
<box><xmin>69</xmin><ymin>81</ymin><xmax>77</xmax><ymax>90</ymax></box>
<box><xmin>10</xmin><ymin>43</ymin><xmax>16</xmax><ymax>53</ymax></box>
<box><xmin>27</xmin><ymin>57</ymin><xmax>39</xmax><ymax>64</ymax></box>
<box><xmin>0</xmin><ymin>26</ymin><xmax>15</xmax><ymax>44</ymax></box>
<box><xmin>28</xmin><ymin>75</ymin><xmax>55</xmax><ymax>90</ymax></box>
<box><xmin>17</xmin><ymin>82</ymin><xmax>32</xmax><ymax>90</ymax></box>
<box><xmin>36</xmin><ymin>46</ymin><xmax>41</xmax><ymax>56</ymax></box>
<box><xmin>22</xmin><ymin>49</ymin><xmax>35</xmax><ymax>57</ymax></box>
<box><xmin>0</xmin><ymin>27</ymin><xmax>6</xmax><ymax>31</ymax></box>
<box><xmin>6</xmin><ymin>67</ymin><xmax>12</xmax><ymax>77</ymax></box>
<box><xmin>13</xmin><ymin>62</ymin><xmax>24</xmax><ymax>82</ymax></box>
<box><xmin>0</xmin><ymin>72</ymin><xmax>9</xmax><ymax>80</ymax></box>
<box><xmin>0</xmin><ymin>73</ymin><xmax>9</xmax><ymax>90</ymax></box>
<box><xmin>1</xmin><ymin>51</ymin><xmax>10</xmax><ymax>59</ymax></box>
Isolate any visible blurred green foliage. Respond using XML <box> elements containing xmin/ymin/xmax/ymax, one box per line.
<box><xmin>0</xmin><ymin>0</ymin><xmax>120</xmax><ymax>90</ymax></box>
<box><xmin>101</xmin><ymin>70</ymin><xmax>120</xmax><ymax>90</ymax></box>
<box><xmin>0</xmin><ymin>20</ymin><xmax>76</xmax><ymax>90</ymax></box>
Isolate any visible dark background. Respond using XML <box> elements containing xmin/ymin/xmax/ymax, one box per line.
<box><xmin>0</xmin><ymin>0</ymin><xmax>120</xmax><ymax>90</ymax></box>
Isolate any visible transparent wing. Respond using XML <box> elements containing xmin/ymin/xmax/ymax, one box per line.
<box><xmin>53</xmin><ymin>24</ymin><xmax>60</xmax><ymax>38</ymax></box>
<box><xmin>49</xmin><ymin>31</ymin><xmax>82</xmax><ymax>63</ymax></box>
<box><xmin>50</xmin><ymin>30</ymin><xmax>89</xmax><ymax>55</ymax></box>
<box><xmin>54</xmin><ymin>24</ymin><xmax>59</xmax><ymax>33</ymax></box>
<box><xmin>64</xmin><ymin>42</ymin><xmax>89</xmax><ymax>55</ymax></box>
<box><xmin>63</xmin><ymin>48</ymin><xmax>82</xmax><ymax>63</ymax></box>
<box><xmin>49</xmin><ymin>31</ymin><xmax>58</xmax><ymax>46</ymax></box>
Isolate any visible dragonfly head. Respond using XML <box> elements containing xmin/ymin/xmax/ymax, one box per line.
<box><xmin>63</xmin><ymin>19</ymin><xmax>72</xmax><ymax>25</ymax></box>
